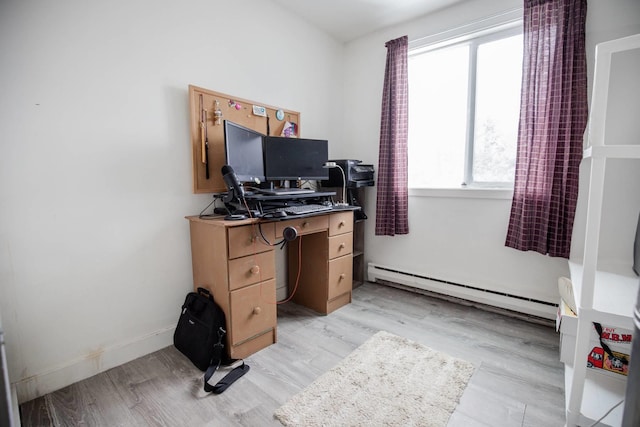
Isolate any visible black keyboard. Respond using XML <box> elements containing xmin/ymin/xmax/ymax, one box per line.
<box><xmin>278</xmin><ymin>204</ymin><xmax>333</xmax><ymax>215</ymax></box>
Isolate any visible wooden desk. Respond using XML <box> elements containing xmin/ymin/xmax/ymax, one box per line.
<box><xmin>186</xmin><ymin>210</ymin><xmax>354</xmax><ymax>359</ymax></box>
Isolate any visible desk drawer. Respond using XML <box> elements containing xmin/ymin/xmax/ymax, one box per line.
<box><xmin>228</xmin><ymin>251</ymin><xmax>275</xmax><ymax>291</ymax></box>
<box><xmin>328</xmin><ymin>233</ymin><xmax>352</xmax><ymax>259</ymax></box>
<box><xmin>328</xmin><ymin>255</ymin><xmax>352</xmax><ymax>300</ymax></box>
<box><xmin>275</xmin><ymin>215</ymin><xmax>329</xmax><ymax>238</ymax></box>
<box><xmin>229</xmin><ymin>280</ymin><xmax>276</xmax><ymax>345</ymax></box>
<box><xmin>329</xmin><ymin>211</ymin><xmax>353</xmax><ymax>236</ymax></box>
<box><xmin>228</xmin><ymin>223</ymin><xmax>275</xmax><ymax>259</ymax></box>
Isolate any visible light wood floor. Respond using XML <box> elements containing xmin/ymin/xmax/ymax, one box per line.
<box><xmin>20</xmin><ymin>282</ymin><xmax>565</xmax><ymax>426</ymax></box>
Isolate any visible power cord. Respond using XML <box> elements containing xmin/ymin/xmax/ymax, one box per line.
<box><xmin>255</xmin><ymin>223</ymin><xmax>287</xmax><ymax>248</ymax></box>
<box><xmin>272</xmin><ymin>238</ymin><xmax>303</xmax><ymax>304</ymax></box>
<box><xmin>242</xmin><ymin>198</ymin><xmax>294</xmax><ymax>249</ymax></box>
<box><xmin>587</xmin><ymin>399</ymin><xmax>624</xmax><ymax>427</ymax></box>
<box><xmin>258</xmin><ymin>236</ymin><xmax>303</xmax><ymax>305</ymax></box>
<box><xmin>199</xmin><ymin>193</ymin><xmax>243</xmax><ymax>219</ymax></box>
<box><xmin>243</xmin><ymin>199</ymin><xmax>303</xmax><ymax>305</ymax></box>
<box><xmin>198</xmin><ymin>196</ymin><xmax>220</xmax><ymax>219</ymax></box>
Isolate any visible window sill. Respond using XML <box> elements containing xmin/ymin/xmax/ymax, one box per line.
<box><xmin>409</xmin><ymin>187</ymin><xmax>514</xmax><ymax>200</ymax></box>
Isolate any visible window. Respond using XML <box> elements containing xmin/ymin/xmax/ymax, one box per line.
<box><xmin>408</xmin><ymin>25</ymin><xmax>523</xmax><ymax>189</ymax></box>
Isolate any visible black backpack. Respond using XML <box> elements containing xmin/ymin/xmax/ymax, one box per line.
<box><xmin>174</xmin><ymin>287</ymin><xmax>249</xmax><ymax>393</ymax></box>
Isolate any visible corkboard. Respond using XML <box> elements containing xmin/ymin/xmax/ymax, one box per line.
<box><xmin>188</xmin><ymin>85</ymin><xmax>301</xmax><ymax>193</ymax></box>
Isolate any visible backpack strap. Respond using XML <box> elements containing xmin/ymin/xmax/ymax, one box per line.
<box><xmin>204</xmin><ymin>360</ymin><xmax>250</xmax><ymax>394</ymax></box>
<box><xmin>202</xmin><ymin>326</ymin><xmax>250</xmax><ymax>394</ymax></box>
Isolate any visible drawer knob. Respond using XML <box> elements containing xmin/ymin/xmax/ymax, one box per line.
<box><xmin>302</xmin><ymin>221</ymin><xmax>309</xmax><ymax>228</ymax></box>
<box><xmin>339</xmin><ymin>243</ymin><xmax>346</xmax><ymax>250</ymax></box>
<box><xmin>339</xmin><ymin>221</ymin><xmax>345</xmax><ymax>227</ymax></box>
<box><xmin>250</xmin><ymin>265</ymin><xmax>260</xmax><ymax>275</ymax></box>
<box><xmin>253</xmin><ymin>306</ymin><xmax>262</xmax><ymax>315</ymax></box>
<box><xmin>339</xmin><ymin>273</ymin><xmax>346</xmax><ymax>281</ymax></box>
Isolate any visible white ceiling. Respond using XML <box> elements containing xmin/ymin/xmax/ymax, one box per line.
<box><xmin>271</xmin><ymin>0</ymin><xmax>465</xmax><ymax>42</ymax></box>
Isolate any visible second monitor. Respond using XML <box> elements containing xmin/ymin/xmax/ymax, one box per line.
<box><xmin>263</xmin><ymin>136</ymin><xmax>329</xmax><ymax>181</ymax></box>
<box><xmin>224</xmin><ymin>120</ymin><xmax>265</xmax><ymax>184</ymax></box>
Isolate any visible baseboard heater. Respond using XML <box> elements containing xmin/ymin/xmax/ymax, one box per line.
<box><xmin>367</xmin><ymin>263</ymin><xmax>557</xmax><ymax>320</ymax></box>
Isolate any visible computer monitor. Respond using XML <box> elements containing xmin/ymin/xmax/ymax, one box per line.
<box><xmin>263</xmin><ymin>136</ymin><xmax>329</xmax><ymax>181</ymax></box>
<box><xmin>223</xmin><ymin>120</ymin><xmax>266</xmax><ymax>183</ymax></box>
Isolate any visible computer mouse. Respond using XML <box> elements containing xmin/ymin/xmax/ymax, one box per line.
<box><xmin>272</xmin><ymin>211</ymin><xmax>287</xmax><ymax>218</ymax></box>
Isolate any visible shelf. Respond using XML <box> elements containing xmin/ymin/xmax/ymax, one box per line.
<box><xmin>565</xmin><ymin>33</ymin><xmax>640</xmax><ymax>427</ymax></box>
<box><xmin>568</xmin><ymin>261</ymin><xmax>639</xmax><ymax>329</ymax></box>
<box><xmin>564</xmin><ymin>364</ymin><xmax>626</xmax><ymax>427</ymax></box>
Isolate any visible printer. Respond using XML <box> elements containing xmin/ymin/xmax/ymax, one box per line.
<box><xmin>322</xmin><ymin>159</ymin><xmax>375</xmax><ymax>188</ymax></box>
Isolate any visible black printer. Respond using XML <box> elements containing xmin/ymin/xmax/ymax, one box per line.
<box><xmin>321</xmin><ymin>159</ymin><xmax>375</xmax><ymax>188</ymax></box>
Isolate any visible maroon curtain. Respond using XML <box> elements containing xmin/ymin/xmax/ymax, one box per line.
<box><xmin>505</xmin><ymin>0</ymin><xmax>588</xmax><ymax>258</ymax></box>
<box><xmin>375</xmin><ymin>35</ymin><xmax>409</xmax><ymax>236</ymax></box>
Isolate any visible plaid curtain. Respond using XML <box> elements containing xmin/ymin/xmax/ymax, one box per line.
<box><xmin>375</xmin><ymin>35</ymin><xmax>409</xmax><ymax>236</ymax></box>
<box><xmin>505</xmin><ymin>0</ymin><xmax>588</xmax><ymax>258</ymax></box>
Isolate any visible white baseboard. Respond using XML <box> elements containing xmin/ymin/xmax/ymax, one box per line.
<box><xmin>14</xmin><ymin>326</ymin><xmax>175</xmax><ymax>404</ymax></box>
<box><xmin>368</xmin><ymin>262</ymin><xmax>557</xmax><ymax>320</ymax></box>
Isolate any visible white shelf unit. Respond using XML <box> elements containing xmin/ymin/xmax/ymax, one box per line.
<box><xmin>565</xmin><ymin>34</ymin><xmax>640</xmax><ymax>427</ymax></box>
<box><xmin>565</xmin><ymin>33</ymin><xmax>640</xmax><ymax>427</ymax></box>
<box><xmin>565</xmin><ymin>263</ymin><xmax>638</xmax><ymax>426</ymax></box>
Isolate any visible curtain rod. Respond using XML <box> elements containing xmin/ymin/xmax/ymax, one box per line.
<box><xmin>409</xmin><ymin>7</ymin><xmax>523</xmax><ymax>48</ymax></box>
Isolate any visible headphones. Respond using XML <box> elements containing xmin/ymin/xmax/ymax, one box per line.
<box><xmin>282</xmin><ymin>226</ymin><xmax>298</xmax><ymax>242</ymax></box>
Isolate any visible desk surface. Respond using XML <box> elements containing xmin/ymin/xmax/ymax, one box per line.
<box><xmin>213</xmin><ymin>190</ymin><xmax>337</xmax><ymax>202</ymax></box>
<box><xmin>188</xmin><ymin>205</ymin><xmax>360</xmax><ymax>224</ymax></box>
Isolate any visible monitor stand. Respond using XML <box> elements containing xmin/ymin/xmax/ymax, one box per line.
<box><xmin>260</xmin><ymin>188</ymin><xmax>315</xmax><ymax>196</ymax></box>
<box><xmin>252</xmin><ymin>181</ymin><xmax>315</xmax><ymax>196</ymax></box>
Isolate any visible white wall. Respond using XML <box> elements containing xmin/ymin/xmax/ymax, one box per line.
<box><xmin>0</xmin><ymin>0</ymin><xmax>344</xmax><ymax>402</ymax></box>
<box><xmin>1</xmin><ymin>0</ymin><xmax>637</xmax><ymax>405</ymax></box>
<box><xmin>341</xmin><ymin>0</ymin><xmax>640</xmax><ymax>306</ymax></box>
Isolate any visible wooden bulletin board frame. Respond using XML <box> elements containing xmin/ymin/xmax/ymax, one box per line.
<box><xmin>188</xmin><ymin>85</ymin><xmax>301</xmax><ymax>194</ymax></box>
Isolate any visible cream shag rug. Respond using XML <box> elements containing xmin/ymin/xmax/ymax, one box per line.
<box><xmin>274</xmin><ymin>331</ymin><xmax>476</xmax><ymax>427</ymax></box>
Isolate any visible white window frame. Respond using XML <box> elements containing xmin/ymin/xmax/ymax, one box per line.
<box><xmin>408</xmin><ymin>12</ymin><xmax>523</xmax><ymax>197</ymax></box>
